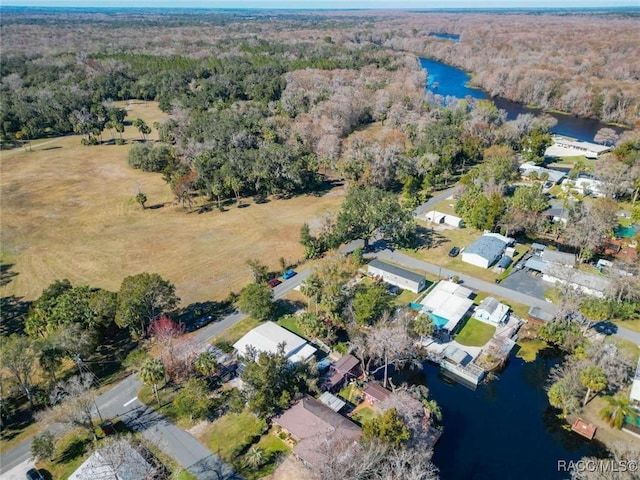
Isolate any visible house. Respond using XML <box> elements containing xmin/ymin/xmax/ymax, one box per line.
<box><xmin>548</xmin><ymin>135</ymin><xmax>611</xmax><ymax>159</ymax></box>
<box><xmin>367</xmin><ymin>259</ymin><xmax>426</xmax><ymax>293</ymax></box>
<box><xmin>425</xmin><ymin>210</ymin><xmax>464</xmax><ymax>227</ymax></box>
<box><xmin>324</xmin><ymin>354</ymin><xmax>360</xmax><ymax>391</ymax></box>
<box><xmin>541</xmin><ymin>249</ymin><xmax>576</xmax><ymax>267</ymax></box>
<box><xmin>274</xmin><ymin>396</ymin><xmax>361</xmax><ymax>468</ymax></box>
<box><xmin>461</xmin><ymin>233</ymin><xmax>513</xmax><ymax>269</ymax></box>
<box><xmin>519</xmin><ymin>162</ymin><xmax>566</xmax><ymax>184</ymax></box>
<box><xmin>630</xmin><ymin>357</ymin><xmax>640</xmax><ymax>405</ymax></box>
<box><xmin>474</xmin><ymin>297</ymin><xmax>509</xmax><ymax>326</ymax></box>
<box><xmin>69</xmin><ymin>443</ymin><xmax>154</xmax><ymax>480</ymax></box>
<box><xmin>527</xmin><ymin>306</ymin><xmax>555</xmax><ymax>325</ymax></box>
<box><xmin>543</xmin><ymin>199</ymin><xmax>571</xmax><ymax>225</ymax></box>
<box><xmin>233</xmin><ymin>321</ymin><xmax>317</xmax><ymax>363</ymax></box>
<box><xmin>542</xmin><ymin>264</ymin><xmax>611</xmax><ymax>298</ymax></box>
<box><xmin>561</xmin><ymin>177</ymin><xmax>606</xmax><ymax>198</ymax></box>
<box><xmin>420</xmin><ymin>280</ymin><xmax>474</xmax><ymax>332</ymax></box>
<box><xmin>362</xmin><ymin>383</ymin><xmax>391</xmax><ymax>405</ymax></box>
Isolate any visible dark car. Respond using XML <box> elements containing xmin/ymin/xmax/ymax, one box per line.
<box><xmin>193</xmin><ymin>315</ymin><xmax>213</xmax><ymax>330</ymax></box>
<box><xmin>268</xmin><ymin>278</ymin><xmax>282</xmax><ymax>288</ymax></box>
<box><xmin>448</xmin><ymin>246</ymin><xmax>460</xmax><ymax>257</ymax></box>
<box><xmin>26</xmin><ymin>469</ymin><xmax>44</xmax><ymax>480</ymax></box>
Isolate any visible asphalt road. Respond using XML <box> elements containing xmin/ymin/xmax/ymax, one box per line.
<box><xmin>0</xmin><ymin>269</ymin><xmax>310</xmax><ymax>478</ymax></box>
<box><xmin>375</xmin><ymin>249</ymin><xmax>640</xmax><ymax>345</ymax></box>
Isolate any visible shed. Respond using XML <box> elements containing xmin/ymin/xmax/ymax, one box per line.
<box><xmin>367</xmin><ymin>259</ymin><xmax>426</xmax><ymax>293</ymax></box>
<box><xmin>443</xmin><ymin>345</ymin><xmax>470</xmax><ymax>366</ymax></box>
<box><xmin>527</xmin><ymin>306</ymin><xmax>555</xmax><ymax>324</ymax></box>
<box><xmin>425</xmin><ymin>210</ymin><xmax>463</xmax><ymax>227</ymax></box>
<box><xmin>497</xmin><ymin>256</ymin><xmax>512</xmax><ymax>270</ymax></box>
<box><xmin>363</xmin><ymin>383</ymin><xmax>391</xmax><ymax>404</ymax></box>
<box><xmin>461</xmin><ymin>234</ymin><xmax>511</xmax><ymax>269</ymax></box>
<box><xmin>474</xmin><ymin>297</ymin><xmax>509</xmax><ymax>326</ymax></box>
<box><xmin>571</xmin><ymin>418</ymin><xmax>597</xmax><ymax>440</ymax></box>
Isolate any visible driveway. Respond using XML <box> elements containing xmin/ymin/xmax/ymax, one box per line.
<box><xmin>501</xmin><ymin>269</ymin><xmax>548</xmax><ymax>300</ymax></box>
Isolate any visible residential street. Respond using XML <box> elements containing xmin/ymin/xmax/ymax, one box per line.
<box><xmin>375</xmin><ymin>249</ymin><xmax>640</xmax><ymax>345</ymax></box>
<box><xmin>0</xmin><ymin>270</ymin><xmax>309</xmax><ymax>479</ymax></box>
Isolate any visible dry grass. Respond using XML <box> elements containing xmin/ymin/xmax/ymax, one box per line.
<box><xmin>0</xmin><ymin>101</ymin><xmax>345</xmax><ymax>305</ymax></box>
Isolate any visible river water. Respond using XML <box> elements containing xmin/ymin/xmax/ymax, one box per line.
<box><xmin>419</xmin><ymin>57</ymin><xmax>623</xmax><ymax>142</ymax></box>
<box><xmin>404</xmin><ymin>350</ymin><xmax>607</xmax><ymax>479</ymax></box>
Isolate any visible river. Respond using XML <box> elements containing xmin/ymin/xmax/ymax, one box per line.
<box><xmin>402</xmin><ymin>350</ymin><xmax>607</xmax><ymax>479</ymax></box>
<box><xmin>419</xmin><ymin>57</ymin><xmax>623</xmax><ymax>142</ymax></box>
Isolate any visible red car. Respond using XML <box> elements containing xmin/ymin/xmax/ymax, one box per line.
<box><xmin>268</xmin><ymin>278</ymin><xmax>282</xmax><ymax>288</ymax></box>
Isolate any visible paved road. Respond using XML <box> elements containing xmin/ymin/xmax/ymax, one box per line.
<box><xmin>0</xmin><ymin>270</ymin><xmax>310</xmax><ymax>478</ymax></box>
<box><xmin>375</xmin><ymin>249</ymin><xmax>640</xmax><ymax>345</ymax></box>
<box><xmin>414</xmin><ymin>187</ymin><xmax>458</xmax><ymax>218</ymax></box>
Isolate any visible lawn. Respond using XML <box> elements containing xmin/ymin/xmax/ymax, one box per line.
<box><xmin>137</xmin><ymin>382</ymin><xmax>182</xmax><ymax>425</ymax></box>
<box><xmin>351</xmin><ymin>406</ymin><xmax>378</xmax><ymax>425</ymax></box>
<box><xmin>455</xmin><ymin>318</ymin><xmax>496</xmax><ymax>347</ymax></box>
<box><xmin>515</xmin><ymin>339</ymin><xmax>548</xmax><ymax>362</ymax></box>
<box><xmin>0</xmin><ymin>102</ymin><xmax>345</xmax><ymax>306</ymax></box>
<box><xmin>36</xmin><ymin>428</ymin><xmax>94</xmax><ymax>480</ymax></box>
<box><xmin>211</xmin><ymin>316</ymin><xmax>262</xmax><ymax>346</ymax></box>
<box><xmin>198</xmin><ymin>409</ymin><xmax>266</xmax><ymax>462</ymax></box>
<box><xmin>277</xmin><ymin>314</ymin><xmax>306</xmax><ymax>339</ymax></box>
<box><xmin>394</xmin><ymin>288</ymin><xmax>420</xmax><ymax>307</ymax></box>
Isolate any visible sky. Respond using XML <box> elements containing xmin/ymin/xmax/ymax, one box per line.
<box><xmin>2</xmin><ymin>1</ymin><xmax>636</xmax><ymax>8</ymax></box>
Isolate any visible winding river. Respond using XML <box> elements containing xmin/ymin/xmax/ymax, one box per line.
<box><xmin>420</xmin><ymin>57</ymin><xmax>624</xmax><ymax>142</ymax></box>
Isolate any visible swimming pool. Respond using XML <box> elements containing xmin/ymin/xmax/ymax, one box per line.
<box><xmin>614</xmin><ymin>224</ymin><xmax>639</xmax><ymax>238</ymax></box>
<box><xmin>429</xmin><ymin>313</ymin><xmax>449</xmax><ymax>329</ymax></box>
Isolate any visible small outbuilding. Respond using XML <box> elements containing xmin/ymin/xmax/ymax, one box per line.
<box><xmin>462</xmin><ymin>233</ymin><xmax>513</xmax><ymax>269</ymax></box>
<box><xmin>425</xmin><ymin>210</ymin><xmax>464</xmax><ymax>228</ymax></box>
<box><xmin>367</xmin><ymin>259</ymin><xmax>426</xmax><ymax>293</ymax></box>
<box><xmin>474</xmin><ymin>297</ymin><xmax>509</xmax><ymax>326</ymax></box>
<box><xmin>363</xmin><ymin>383</ymin><xmax>391</xmax><ymax>405</ymax></box>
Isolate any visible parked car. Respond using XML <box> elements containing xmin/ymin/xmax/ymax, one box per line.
<box><xmin>268</xmin><ymin>278</ymin><xmax>282</xmax><ymax>288</ymax></box>
<box><xmin>193</xmin><ymin>315</ymin><xmax>213</xmax><ymax>330</ymax></box>
<box><xmin>448</xmin><ymin>246</ymin><xmax>460</xmax><ymax>257</ymax></box>
<box><xmin>282</xmin><ymin>269</ymin><xmax>297</xmax><ymax>280</ymax></box>
<box><xmin>26</xmin><ymin>469</ymin><xmax>44</xmax><ymax>480</ymax></box>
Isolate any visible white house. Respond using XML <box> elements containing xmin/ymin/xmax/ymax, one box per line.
<box><xmin>420</xmin><ymin>281</ymin><xmax>474</xmax><ymax>332</ymax></box>
<box><xmin>519</xmin><ymin>162</ymin><xmax>566</xmax><ymax>184</ymax></box>
<box><xmin>233</xmin><ymin>321</ymin><xmax>317</xmax><ymax>362</ymax></box>
<box><xmin>542</xmin><ymin>264</ymin><xmax>611</xmax><ymax>298</ymax></box>
<box><xmin>474</xmin><ymin>297</ymin><xmax>509</xmax><ymax>326</ymax></box>
<box><xmin>461</xmin><ymin>233</ymin><xmax>513</xmax><ymax>269</ymax></box>
<box><xmin>425</xmin><ymin>210</ymin><xmax>464</xmax><ymax>228</ymax></box>
<box><xmin>548</xmin><ymin>135</ymin><xmax>611</xmax><ymax>159</ymax></box>
<box><xmin>69</xmin><ymin>443</ymin><xmax>154</xmax><ymax>480</ymax></box>
<box><xmin>561</xmin><ymin>177</ymin><xmax>606</xmax><ymax>198</ymax></box>
<box><xmin>630</xmin><ymin>357</ymin><xmax>640</xmax><ymax>405</ymax></box>
<box><xmin>367</xmin><ymin>259</ymin><xmax>426</xmax><ymax>293</ymax></box>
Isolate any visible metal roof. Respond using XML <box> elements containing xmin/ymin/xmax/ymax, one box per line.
<box><xmin>464</xmin><ymin>235</ymin><xmax>509</xmax><ymax>261</ymax></box>
<box><xmin>497</xmin><ymin>256</ymin><xmax>513</xmax><ymax>268</ymax></box>
<box><xmin>525</xmin><ymin>257</ymin><xmax>547</xmax><ymax>272</ymax></box>
<box><xmin>319</xmin><ymin>392</ymin><xmax>346</xmax><ymax>412</ymax></box>
<box><xmin>368</xmin><ymin>259</ymin><xmax>425</xmax><ymax>284</ymax></box>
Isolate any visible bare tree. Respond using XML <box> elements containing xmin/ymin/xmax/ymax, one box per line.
<box><xmin>45</xmin><ymin>373</ymin><xmax>99</xmax><ymax>441</ymax></box>
<box><xmin>85</xmin><ymin>436</ymin><xmax>158</xmax><ymax>480</ymax></box>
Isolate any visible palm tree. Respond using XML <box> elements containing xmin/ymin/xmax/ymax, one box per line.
<box><xmin>244</xmin><ymin>446</ymin><xmax>265</xmax><ymax>470</ymax></box>
<box><xmin>423</xmin><ymin>399</ymin><xmax>442</xmax><ymax>425</ymax></box>
<box><xmin>580</xmin><ymin>366</ymin><xmax>608</xmax><ymax>406</ymax></box>
<box><xmin>139</xmin><ymin>358</ymin><xmax>165</xmax><ymax>404</ymax></box>
<box><xmin>194</xmin><ymin>352</ymin><xmax>218</xmax><ymax>378</ymax></box>
<box><xmin>599</xmin><ymin>395</ymin><xmax>637</xmax><ymax>430</ymax></box>
<box><xmin>547</xmin><ymin>380</ymin><xmax>578</xmax><ymax>418</ymax></box>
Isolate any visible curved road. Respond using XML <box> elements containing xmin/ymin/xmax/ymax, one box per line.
<box><xmin>0</xmin><ymin>270</ymin><xmax>310</xmax><ymax>479</ymax></box>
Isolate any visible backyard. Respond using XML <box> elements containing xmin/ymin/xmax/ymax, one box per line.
<box><xmin>455</xmin><ymin>318</ymin><xmax>496</xmax><ymax>347</ymax></box>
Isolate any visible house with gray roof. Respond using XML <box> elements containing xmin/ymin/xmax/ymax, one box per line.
<box><xmin>474</xmin><ymin>297</ymin><xmax>509</xmax><ymax>326</ymax></box>
<box><xmin>461</xmin><ymin>233</ymin><xmax>513</xmax><ymax>269</ymax></box>
<box><xmin>367</xmin><ymin>259</ymin><xmax>426</xmax><ymax>293</ymax></box>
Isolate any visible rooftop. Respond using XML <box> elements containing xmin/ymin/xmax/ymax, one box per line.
<box><xmin>368</xmin><ymin>259</ymin><xmax>425</xmax><ymax>285</ymax></box>
<box><xmin>542</xmin><ymin>250</ymin><xmax>576</xmax><ymax>267</ymax></box>
<box><xmin>464</xmin><ymin>234</ymin><xmax>511</xmax><ymax>261</ymax></box>
<box><xmin>528</xmin><ymin>306</ymin><xmax>555</xmax><ymax>323</ymax></box>
<box><xmin>233</xmin><ymin>321</ymin><xmax>316</xmax><ymax>362</ymax></box>
<box><xmin>318</xmin><ymin>391</ymin><xmax>346</xmax><ymax>412</ymax></box>
<box><xmin>571</xmin><ymin>418</ymin><xmax>597</xmax><ymax>440</ymax></box>
<box><xmin>363</xmin><ymin>383</ymin><xmax>391</xmax><ymax>402</ymax></box>
<box><xmin>519</xmin><ymin>163</ymin><xmax>566</xmax><ymax>183</ymax></box>
<box><xmin>545</xmin><ymin>264</ymin><xmax>611</xmax><ymax>293</ymax></box>
<box><xmin>332</xmin><ymin>354</ymin><xmax>359</xmax><ymax>374</ymax></box>
<box><xmin>69</xmin><ymin>443</ymin><xmax>153</xmax><ymax>480</ymax></box>
<box><xmin>420</xmin><ymin>281</ymin><xmax>474</xmax><ymax>331</ymax></box>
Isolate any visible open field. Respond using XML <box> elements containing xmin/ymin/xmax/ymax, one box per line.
<box><xmin>0</xmin><ymin>102</ymin><xmax>345</xmax><ymax>306</ymax></box>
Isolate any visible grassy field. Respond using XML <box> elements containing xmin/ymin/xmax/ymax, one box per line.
<box><xmin>198</xmin><ymin>409</ymin><xmax>266</xmax><ymax>461</ymax></box>
<box><xmin>455</xmin><ymin>318</ymin><xmax>495</xmax><ymax>347</ymax></box>
<box><xmin>0</xmin><ymin>102</ymin><xmax>345</xmax><ymax>306</ymax></box>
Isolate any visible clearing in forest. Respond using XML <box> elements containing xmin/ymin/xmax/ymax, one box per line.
<box><xmin>0</xmin><ymin>101</ymin><xmax>345</xmax><ymax>306</ymax></box>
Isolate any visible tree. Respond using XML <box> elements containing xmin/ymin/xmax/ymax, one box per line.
<box><xmin>244</xmin><ymin>446</ymin><xmax>266</xmax><ymax>470</ymax></box>
<box><xmin>351</xmin><ymin>283</ymin><xmax>392</xmax><ymax>326</ymax></box>
<box><xmin>593</xmin><ymin>127</ymin><xmax>619</xmax><ymax>146</ymax></box>
<box><xmin>31</xmin><ymin>431</ymin><xmax>56</xmax><ymax>461</ymax></box>
<box><xmin>579</xmin><ymin>366</ymin><xmax>607</xmax><ymax>406</ymax></box>
<box><xmin>599</xmin><ymin>395</ymin><xmax>637</xmax><ymax>430</ymax></box>
<box><xmin>0</xmin><ymin>334</ymin><xmax>38</xmax><ymax>410</ymax></box>
<box><xmin>246</xmin><ymin>259</ymin><xmax>269</xmax><ymax>284</ymax></box>
<box><xmin>148</xmin><ymin>315</ymin><xmax>185</xmax><ymax>379</ymax></box>
<box><xmin>133</xmin><ymin>118</ymin><xmax>151</xmax><ymax>140</ymax></box>
<box><xmin>335</xmin><ymin>186</ymin><xmax>415</xmax><ymax>250</ymax></box>
<box><xmin>564</xmin><ymin>199</ymin><xmax>618</xmax><ymax>263</ymax></box>
<box><xmin>173</xmin><ymin>378</ymin><xmax>213</xmax><ymax>422</ymax></box>
<box><xmin>193</xmin><ymin>352</ymin><xmax>218</xmax><ymax>378</ymax></box>
<box><xmin>238</xmin><ymin>283</ymin><xmax>273</xmax><ymax>321</ymax></box>
<box><xmin>139</xmin><ymin>358</ymin><xmax>165</xmax><ymax>405</ymax></box>
<box><xmin>135</xmin><ymin>191</ymin><xmax>147</xmax><ymax>209</ymax></box>
<box><xmin>362</xmin><ymin>408</ymin><xmax>410</xmax><ymax>447</ymax></box>
<box><xmin>296</xmin><ymin>312</ymin><xmax>333</xmax><ymax>341</ymax></box>
<box><xmin>413</xmin><ymin>314</ymin><xmax>435</xmax><ymax>339</ymax></box>
<box><xmin>47</xmin><ymin>373</ymin><xmax>99</xmax><ymax>441</ymax></box>
<box><xmin>547</xmin><ymin>380</ymin><xmax>579</xmax><ymax>418</ymax></box>
<box><xmin>241</xmin><ymin>346</ymin><xmax>317</xmax><ymax>417</ymax></box>
<box><xmin>116</xmin><ymin>273</ymin><xmax>179</xmax><ymax>338</ymax></box>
